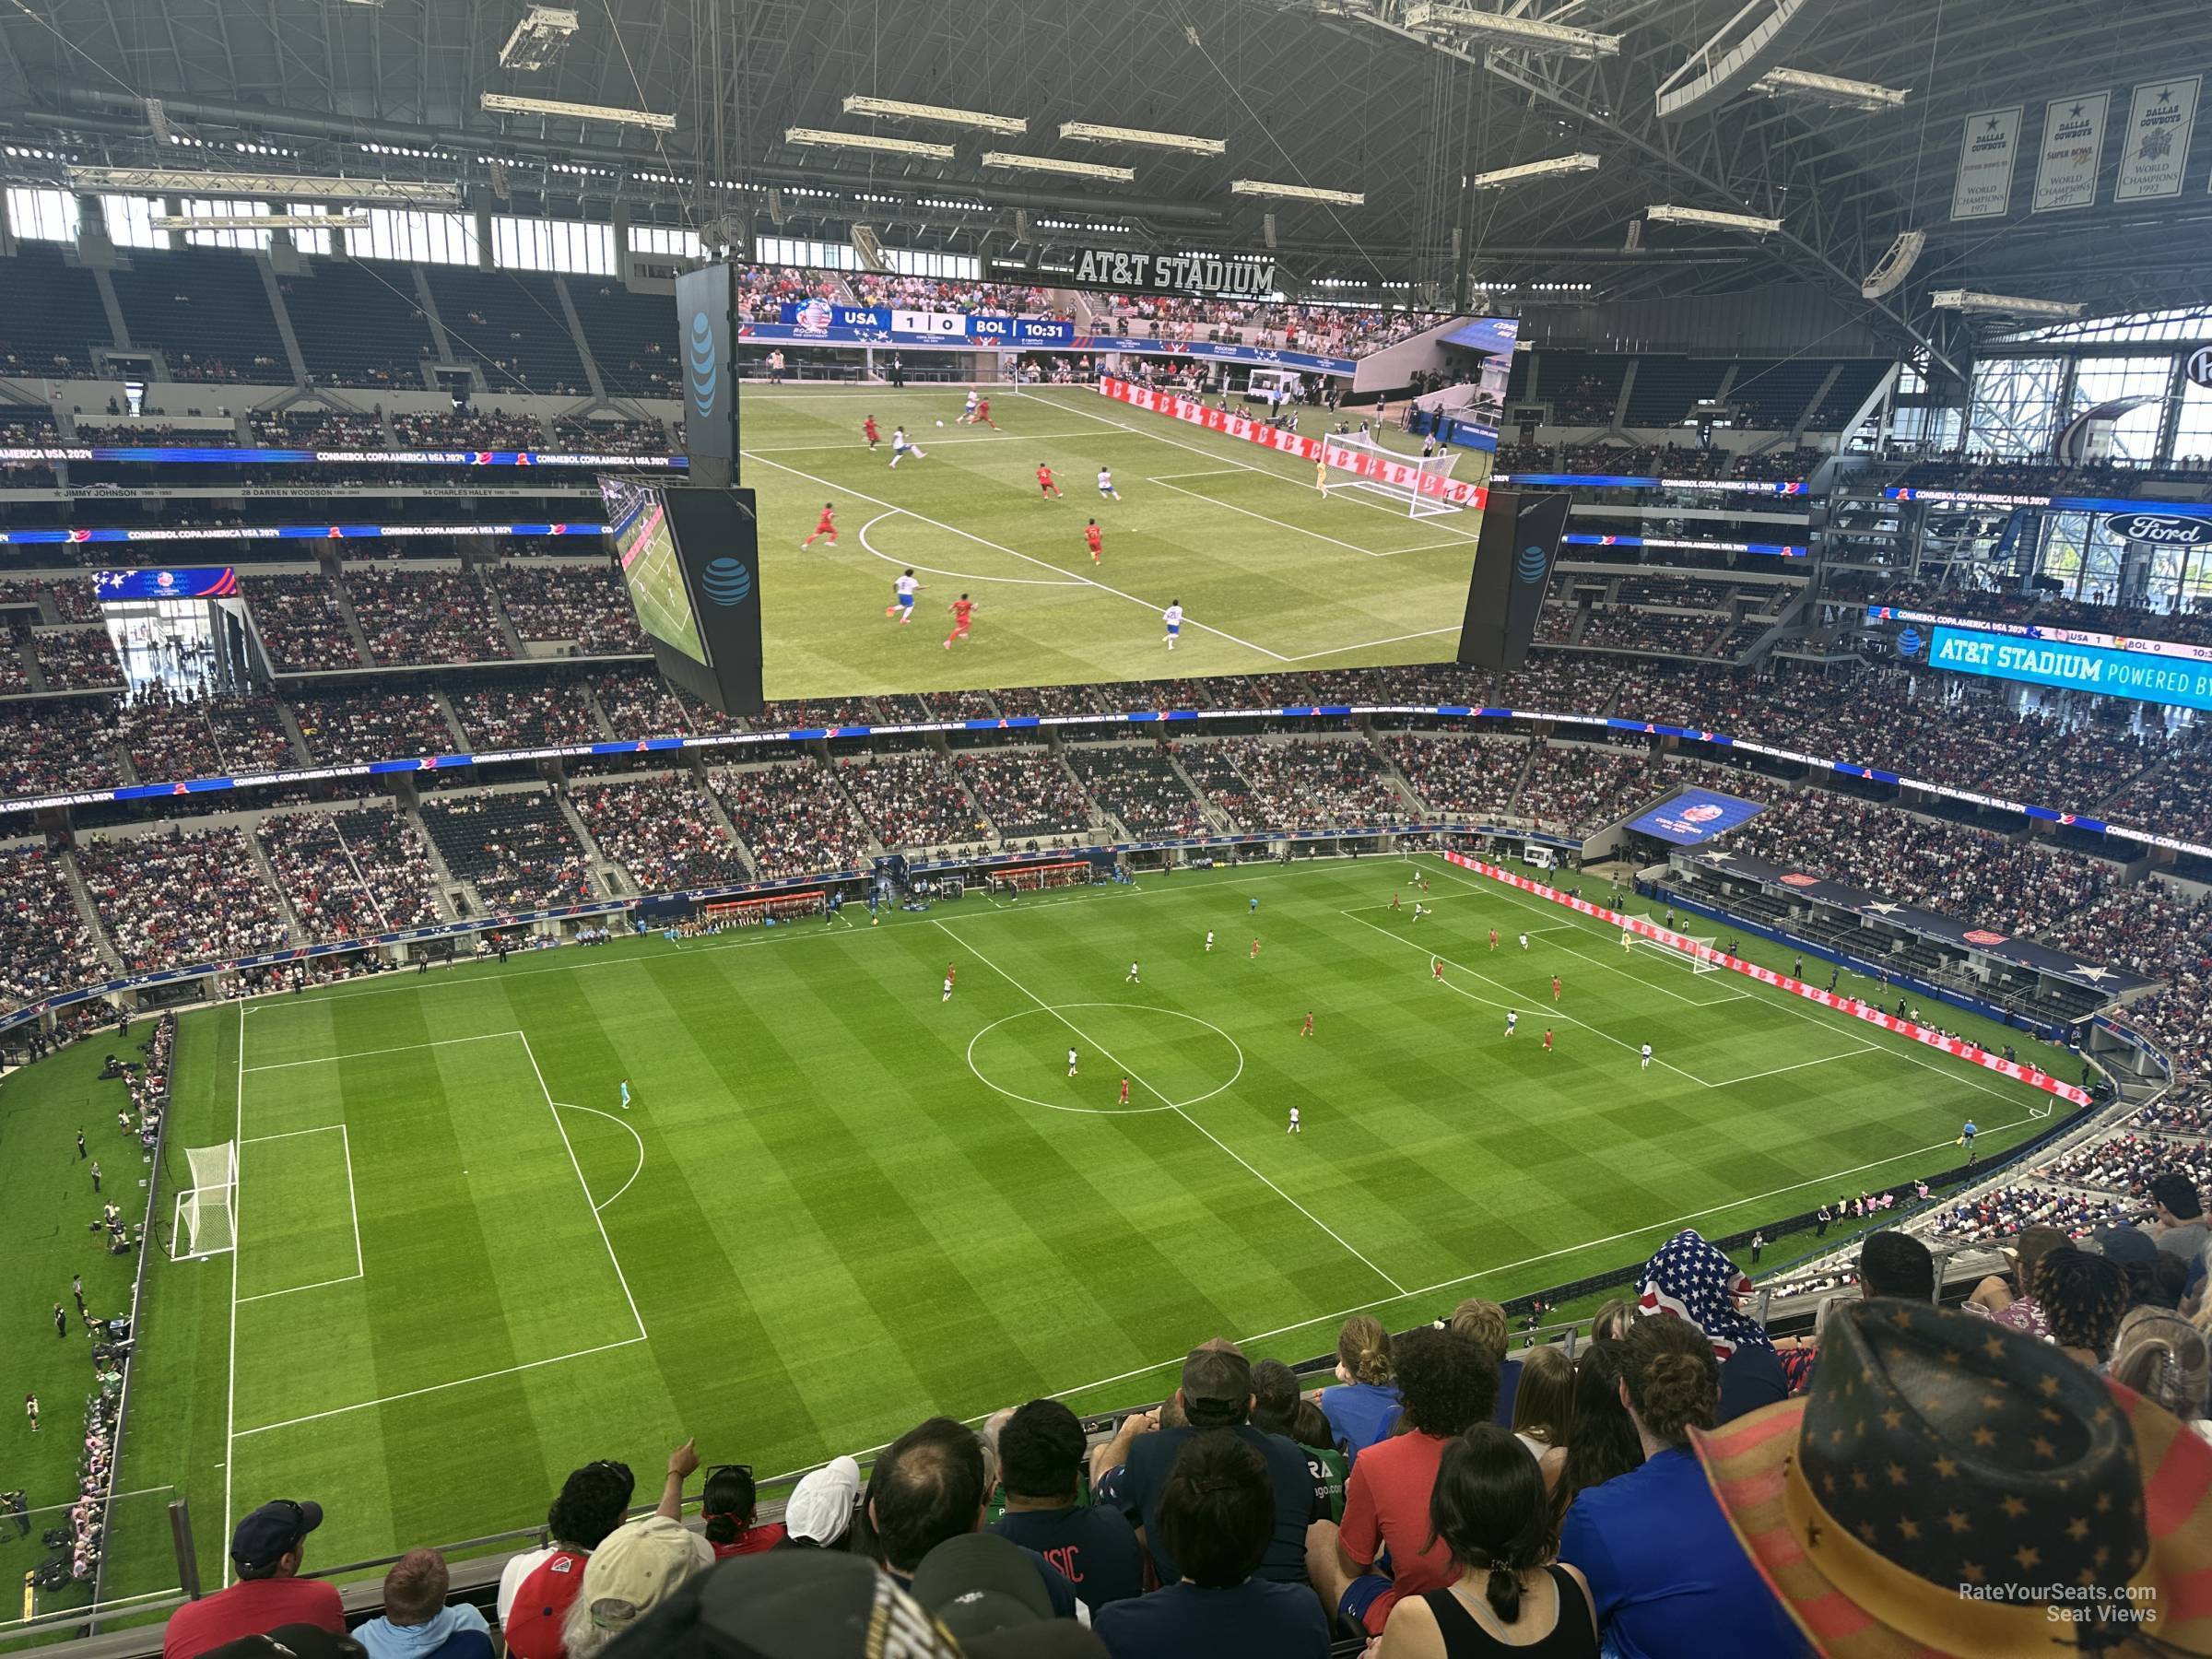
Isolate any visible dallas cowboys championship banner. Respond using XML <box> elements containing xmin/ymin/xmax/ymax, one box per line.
<box><xmin>1952</xmin><ymin>106</ymin><xmax>2023</xmax><ymax>218</ymax></box>
<box><xmin>1067</xmin><ymin>248</ymin><xmax>1281</xmax><ymax>300</ymax></box>
<box><xmin>2115</xmin><ymin>76</ymin><xmax>2201</xmax><ymax>202</ymax></box>
<box><xmin>2031</xmin><ymin>90</ymin><xmax>2111</xmax><ymax>212</ymax></box>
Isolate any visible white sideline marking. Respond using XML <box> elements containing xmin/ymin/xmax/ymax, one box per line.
<box><xmin>519</xmin><ymin>1033</ymin><xmax>651</xmax><ymax>1341</ymax></box>
<box><xmin>1703</xmin><ymin>1045</ymin><xmax>1881</xmax><ymax>1088</ymax></box>
<box><xmin>222</xmin><ymin>1001</ymin><xmax>243</xmax><ymax>1586</ymax></box>
<box><xmin>745</xmin><ymin>429</ymin><xmax>1103</xmax><ymax>452</ymax></box>
<box><xmin>742</xmin><ymin>449</ymin><xmax>1293</xmax><ymax>663</ymax></box>
<box><xmin>232</xmin><ymin>1337</ymin><xmax>650</xmax><ymax>1437</ymax></box>
<box><xmin>933</xmin><ymin>918</ymin><xmax>1407</xmax><ymax>1297</ymax></box>
<box><xmin>241</xmin><ymin>1030</ymin><xmax>525</xmax><ymax>1072</ymax></box>
<box><xmin>1282</xmin><ymin>627</ymin><xmax>1460</xmax><ymax>664</ymax></box>
<box><xmin>241</xmin><ymin>1124</ymin><xmax>346</xmax><ymax>1144</ymax></box>
<box><xmin>554</xmin><ymin>1100</ymin><xmax>649</xmax><ymax>1212</ymax></box>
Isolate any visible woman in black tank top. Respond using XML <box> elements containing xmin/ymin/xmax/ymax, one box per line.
<box><xmin>1371</xmin><ymin>1426</ymin><xmax>1599</xmax><ymax>1658</ymax></box>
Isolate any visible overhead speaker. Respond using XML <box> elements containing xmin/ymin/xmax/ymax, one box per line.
<box><xmin>1623</xmin><ymin>218</ymin><xmax>1643</xmax><ymax>252</ymax></box>
<box><xmin>487</xmin><ymin>158</ymin><xmax>512</xmax><ymax>203</ymax></box>
<box><xmin>144</xmin><ymin>98</ymin><xmax>171</xmax><ymax>145</ymax></box>
<box><xmin>852</xmin><ymin>223</ymin><xmax>890</xmax><ymax>272</ymax></box>
<box><xmin>767</xmin><ymin>187</ymin><xmax>787</xmax><ymax>229</ymax></box>
<box><xmin>1014</xmin><ymin>208</ymin><xmax>1031</xmax><ymax>242</ymax></box>
<box><xmin>1860</xmin><ymin>229</ymin><xmax>1925</xmax><ymax>300</ymax></box>
<box><xmin>1264</xmin><ymin>211</ymin><xmax>1277</xmax><ymax>249</ymax></box>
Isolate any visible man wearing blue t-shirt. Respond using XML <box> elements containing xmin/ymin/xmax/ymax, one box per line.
<box><xmin>988</xmin><ymin>1398</ymin><xmax>1142</xmax><ymax>1614</ymax></box>
<box><xmin>1094</xmin><ymin>1432</ymin><xmax>1328</xmax><ymax>1659</ymax></box>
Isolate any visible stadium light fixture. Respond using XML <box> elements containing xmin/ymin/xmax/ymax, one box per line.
<box><xmin>979</xmin><ymin>152</ymin><xmax>1136</xmax><ymax>182</ymax></box>
<box><xmin>1400</xmin><ymin>3</ymin><xmax>1622</xmax><ymax>59</ymax></box>
<box><xmin>841</xmin><ymin>96</ymin><xmax>1027</xmax><ymax>135</ymax></box>
<box><xmin>65</xmin><ymin>166</ymin><xmax>462</xmax><ymax>207</ymax></box>
<box><xmin>498</xmin><ymin>6</ymin><xmax>578</xmax><ymax>72</ymax></box>
<box><xmin>150</xmin><ymin>211</ymin><xmax>369</xmax><ymax>229</ymax></box>
<box><xmin>1932</xmin><ymin>289</ymin><xmax>2087</xmax><ymax>320</ymax></box>
<box><xmin>1645</xmin><ymin>203</ymin><xmax>1783</xmax><ymax>234</ymax></box>
<box><xmin>1230</xmin><ymin>178</ymin><xmax>1366</xmax><ymax>206</ymax></box>
<box><xmin>1469</xmin><ymin>153</ymin><xmax>1602</xmax><ymax>190</ymax></box>
<box><xmin>480</xmin><ymin>93</ymin><xmax>675</xmax><ymax>132</ymax></box>
<box><xmin>1753</xmin><ymin>67</ymin><xmax>1910</xmax><ymax>112</ymax></box>
<box><xmin>782</xmin><ymin>128</ymin><xmax>956</xmax><ymax>161</ymax></box>
<box><xmin>1058</xmin><ymin>121</ymin><xmax>1226</xmax><ymax>156</ymax></box>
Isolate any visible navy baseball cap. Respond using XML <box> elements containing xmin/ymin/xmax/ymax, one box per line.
<box><xmin>230</xmin><ymin>1499</ymin><xmax>324</xmax><ymax>1570</ymax></box>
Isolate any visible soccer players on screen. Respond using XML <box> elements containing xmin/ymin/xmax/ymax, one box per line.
<box><xmin>960</xmin><ymin>391</ymin><xmax>980</xmax><ymax>424</ymax></box>
<box><xmin>863</xmin><ymin>415</ymin><xmax>880</xmax><ymax>450</ymax></box>
<box><xmin>942</xmin><ymin>964</ymin><xmax>956</xmax><ymax>1004</ymax></box>
<box><xmin>802</xmin><ymin>502</ymin><xmax>837</xmax><ymax>549</ymax></box>
<box><xmin>1161</xmin><ymin>602</ymin><xmax>1182</xmax><ymax>651</ymax></box>
<box><xmin>1505</xmin><ymin>1010</ymin><xmax>1519</xmax><ymax>1038</ymax></box>
<box><xmin>1084</xmin><ymin>520</ymin><xmax>1104</xmax><ymax>565</ymax></box>
<box><xmin>1640</xmin><ymin>1042</ymin><xmax>1653</xmax><ymax>1071</ymax></box>
<box><xmin>886</xmin><ymin>571</ymin><xmax>922</xmax><ymax>626</ymax></box>
<box><xmin>889</xmin><ymin>427</ymin><xmax>926</xmax><ymax>466</ymax></box>
<box><xmin>1097</xmin><ymin>466</ymin><xmax>1121</xmax><ymax>500</ymax></box>
<box><xmin>1067</xmin><ymin>1048</ymin><xmax>1078</xmax><ymax>1077</ymax></box>
<box><xmin>944</xmin><ymin>594</ymin><xmax>976</xmax><ymax>651</ymax></box>
<box><xmin>1287</xmin><ymin>1106</ymin><xmax>1301</xmax><ymax>1135</ymax></box>
<box><xmin>1037</xmin><ymin>462</ymin><xmax>1063</xmax><ymax>499</ymax></box>
<box><xmin>973</xmin><ymin>396</ymin><xmax>998</xmax><ymax>429</ymax></box>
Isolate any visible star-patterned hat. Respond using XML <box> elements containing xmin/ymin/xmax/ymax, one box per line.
<box><xmin>1691</xmin><ymin>1299</ymin><xmax>2212</xmax><ymax>1657</ymax></box>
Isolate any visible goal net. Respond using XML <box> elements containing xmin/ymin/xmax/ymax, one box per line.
<box><xmin>1631</xmin><ymin>932</ymin><xmax>1721</xmax><ymax>975</ymax></box>
<box><xmin>171</xmin><ymin>1141</ymin><xmax>238</xmax><ymax>1259</ymax></box>
<box><xmin>1321</xmin><ymin>434</ymin><xmax>1466</xmax><ymax>520</ymax></box>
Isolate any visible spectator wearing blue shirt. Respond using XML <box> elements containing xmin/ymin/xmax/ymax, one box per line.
<box><xmin>987</xmin><ymin>1398</ymin><xmax>1143</xmax><ymax>1615</ymax></box>
<box><xmin>865</xmin><ymin>1417</ymin><xmax>1080</xmax><ymax>1622</ymax></box>
<box><xmin>1314</xmin><ymin>1315</ymin><xmax>1401</xmax><ymax>1456</ymax></box>
<box><xmin>1094</xmin><ymin>1432</ymin><xmax>1329</xmax><ymax>1659</ymax></box>
<box><xmin>1559</xmin><ymin>1315</ymin><xmax>1807</xmax><ymax>1658</ymax></box>
<box><xmin>350</xmin><ymin>1548</ymin><xmax>492</xmax><ymax>1659</ymax></box>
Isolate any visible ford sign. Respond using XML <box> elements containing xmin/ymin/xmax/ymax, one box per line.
<box><xmin>2103</xmin><ymin>511</ymin><xmax>2212</xmax><ymax>547</ymax></box>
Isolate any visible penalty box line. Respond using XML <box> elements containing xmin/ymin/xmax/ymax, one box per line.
<box><xmin>932</xmin><ymin>918</ymin><xmax>1408</xmax><ymax>1297</ymax></box>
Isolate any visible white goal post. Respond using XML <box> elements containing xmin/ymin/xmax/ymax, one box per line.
<box><xmin>1630</xmin><ymin>932</ymin><xmax>1722</xmax><ymax>975</ymax></box>
<box><xmin>1322</xmin><ymin>433</ymin><xmax>1467</xmax><ymax>520</ymax></box>
<box><xmin>171</xmin><ymin>1140</ymin><xmax>239</xmax><ymax>1259</ymax></box>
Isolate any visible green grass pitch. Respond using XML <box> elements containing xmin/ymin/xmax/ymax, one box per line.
<box><xmin>740</xmin><ymin>383</ymin><xmax>1487</xmax><ymax>700</ymax></box>
<box><xmin>0</xmin><ymin>853</ymin><xmax>2073</xmax><ymax>1622</ymax></box>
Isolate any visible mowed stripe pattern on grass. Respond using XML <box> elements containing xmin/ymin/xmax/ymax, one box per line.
<box><xmin>103</xmin><ymin>857</ymin><xmax>2061</xmax><ymax>1594</ymax></box>
<box><xmin>738</xmin><ymin>384</ymin><xmax>1485</xmax><ymax>699</ymax></box>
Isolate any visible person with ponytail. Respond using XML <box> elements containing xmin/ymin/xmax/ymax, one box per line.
<box><xmin>699</xmin><ymin>1465</ymin><xmax>784</xmax><ymax>1559</ymax></box>
<box><xmin>1558</xmin><ymin>1317</ymin><xmax>1806</xmax><ymax>1658</ymax></box>
<box><xmin>1316</xmin><ymin>1314</ymin><xmax>1402</xmax><ymax>1457</ymax></box>
<box><xmin>1547</xmin><ymin>1340</ymin><xmax>1642</xmax><ymax>1530</ymax></box>
<box><xmin>1372</xmin><ymin>1425</ymin><xmax>1597</xmax><ymax>1657</ymax></box>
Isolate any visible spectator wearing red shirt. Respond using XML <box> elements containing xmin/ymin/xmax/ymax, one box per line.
<box><xmin>161</xmin><ymin>1499</ymin><xmax>343</xmax><ymax>1659</ymax></box>
<box><xmin>1306</xmin><ymin>1326</ymin><xmax>1498</xmax><ymax>1637</ymax></box>
<box><xmin>495</xmin><ymin>1459</ymin><xmax>636</xmax><ymax>1659</ymax></box>
<box><xmin>700</xmin><ymin>1465</ymin><xmax>785</xmax><ymax>1559</ymax></box>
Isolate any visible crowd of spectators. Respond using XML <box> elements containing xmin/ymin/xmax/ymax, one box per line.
<box><xmin>44</xmin><ymin>581</ymin><xmax>105</xmax><ymax>624</ymax></box>
<box><xmin>0</xmin><ymin>700</ymin><xmax>124</xmax><ymax>796</ymax></box>
<box><xmin>951</xmin><ymin>750</ymin><xmax>1092</xmax><ymax>842</ymax></box>
<box><xmin>112</xmin><ymin>686</ymin><xmax>227</xmax><ymax>782</ymax></box>
<box><xmin>571</xmin><ymin>776</ymin><xmax>751</xmax><ymax>893</ymax></box>
<box><xmin>1515</xmin><ymin>743</ymin><xmax>1668</xmax><ymax>836</ymax></box>
<box><xmin>490</xmin><ymin>562</ymin><xmax>646</xmax><ymax>655</ymax></box>
<box><xmin>1177</xmin><ymin>737</ymin><xmax>1409</xmax><ymax>833</ymax></box>
<box><xmin>418</xmin><ymin>790</ymin><xmax>596</xmax><ymax>912</ymax></box>
<box><xmin>849</xmin><ymin>273</ymin><xmax>1063</xmax><ymax>318</ymax></box>
<box><xmin>291</xmin><ymin>688</ymin><xmax>457</xmax><ymax>766</ymax></box>
<box><xmin>549</xmin><ymin>418</ymin><xmax>668</xmax><ymax>454</ymax></box>
<box><xmin>258</xmin><ymin>809</ymin><xmax>416</xmax><ymax>938</ymax></box>
<box><xmin>1924</xmin><ymin>1182</ymin><xmax>2150</xmax><ymax>1244</ymax></box>
<box><xmin>589</xmin><ymin>667</ymin><xmax>736</xmax><ymax>740</ymax></box>
<box><xmin>31</xmin><ymin>628</ymin><xmax>124</xmax><ymax>690</ymax></box>
<box><xmin>712</xmin><ymin>761</ymin><xmax>877</xmax><ymax>878</ymax></box>
<box><xmin>451</xmin><ymin>683</ymin><xmax>603</xmax><ymax>750</ymax></box>
<box><xmin>0</xmin><ymin>842</ymin><xmax>107</xmax><ymax>1005</ymax></box>
<box><xmin>347</xmin><ymin>566</ymin><xmax>512</xmax><ymax>665</ymax></box>
<box><xmin>1099</xmin><ymin>295</ymin><xmax>1445</xmax><ymax>358</ymax></box>
<box><xmin>388</xmin><ymin>410</ymin><xmax>546</xmax><ymax>451</ymax></box>
<box><xmin>1377</xmin><ymin>733</ymin><xmax>1524</xmax><ymax>818</ymax></box>
<box><xmin>732</xmin><ymin>265</ymin><xmax>842</xmax><ymax>322</ymax></box>
<box><xmin>243</xmin><ymin>573</ymin><xmax>361</xmax><ymax>671</ymax></box>
<box><xmin>77</xmin><ymin>827</ymin><xmax>293</xmax><ymax>971</ymax></box>
<box><xmin>836</xmin><ymin>751</ymin><xmax>990</xmax><ymax>850</ymax></box>
<box><xmin>1062</xmin><ymin>744</ymin><xmax>1208</xmax><ymax>840</ymax></box>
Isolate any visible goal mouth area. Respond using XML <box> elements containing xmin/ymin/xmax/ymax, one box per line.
<box><xmin>1630</xmin><ymin>933</ymin><xmax>1724</xmax><ymax>973</ymax></box>
<box><xmin>1321</xmin><ymin>434</ymin><xmax>1469</xmax><ymax>521</ymax></box>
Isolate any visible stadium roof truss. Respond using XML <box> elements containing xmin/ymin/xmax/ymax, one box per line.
<box><xmin>0</xmin><ymin>0</ymin><xmax>2206</xmax><ymax>341</ymax></box>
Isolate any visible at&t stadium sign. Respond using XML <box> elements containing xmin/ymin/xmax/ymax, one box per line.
<box><xmin>1068</xmin><ymin>249</ymin><xmax>1282</xmax><ymax>299</ymax></box>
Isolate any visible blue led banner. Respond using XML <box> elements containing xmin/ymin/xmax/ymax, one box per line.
<box><xmin>1625</xmin><ymin>787</ymin><xmax>1771</xmax><ymax>846</ymax></box>
<box><xmin>1501</xmin><ymin>473</ymin><xmax>1808</xmax><ymax>495</ymax></box>
<box><xmin>773</xmin><ymin>301</ymin><xmax>1077</xmax><ymax>347</ymax></box>
<box><xmin>1</xmin><ymin>522</ymin><xmax>606</xmax><ymax>546</ymax></box>
<box><xmin>93</xmin><ymin>567</ymin><xmax>238</xmax><ymax>599</ymax></box>
<box><xmin>1930</xmin><ymin>624</ymin><xmax>2212</xmax><ymax>712</ymax></box>
<box><xmin>1563</xmin><ymin>534</ymin><xmax>1806</xmax><ymax>557</ymax></box>
<box><xmin>0</xmin><ymin>447</ymin><xmax>683</xmax><ymax>468</ymax></box>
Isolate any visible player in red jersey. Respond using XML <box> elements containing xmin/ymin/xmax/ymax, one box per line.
<box><xmin>1551</xmin><ymin>974</ymin><xmax>1562</xmax><ymax>1003</ymax></box>
<box><xmin>863</xmin><ymin>415</ymin><xmax>880</xmax><ymax>450</ymax></box>
<box><xmin>1488</xmin><ymin>928</ymin><xmax>1500</xmax><ymax>951</ymax></box>
<box><xmin>802</xmin><ymin>501</ymin><xmax>838</xmax><ymax>549</ymax></box>
<box><xmin>973</xmin><ymin>396</ymin><xmax>999</xmax><ymax>429</ymax></box>
<box><xmin>1037</xmin><ymin>462</ymin><xmax>1063</xmax><ymax>499</ymax></box>
<box><xmin>1249</xmin><ymin>937</ymin><xmax>1261</xmax><ymax>961</ymax></box>
<box><xmin>1543</xmin><ymin>1028</ymin><xmax>1555</xmax><ymax>1053</ymax></box>
<box><xmin>1432</xmin><ymin>957</ymin><xmax>1444</xmax><ymax>982</ymax></box>
<box><xmin>943</xmin><ymin>593</ymin><xmax>976</xmax><ymax>651</ymax></box>
<box><xmin>1300</xmin><ymin>1012</ymin><xmax>1313</xmax><ymax>1038</ymax></box>
<box><xmin>1118</xmin><ymin>1077</ymin><xmax>1130</xmax><ymax>1106</ymax></box>
<box><xmin>1391</xmin><ymin>892</ymin><xmax>1401</xmax><ymax>912</ymax></box>
<box><xmin>1083</xmin><ymin>519</ymin><xmax>1103</xmax><ymax>565</ymax></box>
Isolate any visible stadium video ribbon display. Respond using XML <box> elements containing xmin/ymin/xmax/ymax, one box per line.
<box><xmin>604</xmin><ymin>477</ymin><xmax>764</xmax><ymax>715</ymax></box>
<box><xmin>1929</xmin><ymin>623</ymin><xmax>2212</xmax><ymax>712</ymax></box>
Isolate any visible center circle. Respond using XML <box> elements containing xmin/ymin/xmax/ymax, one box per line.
<box><xmin>966</xmin><ymin>1003</ymin><xmax>1244</xmax><ymax>1116</ymax></box>
<box><xmin>858</xmin><ymin>511</ymin><xmax>1090</xmax><ymax>588</ymax></box>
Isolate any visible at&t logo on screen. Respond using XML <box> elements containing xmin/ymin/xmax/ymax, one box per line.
<box><xmin>701</xmin><ymin>556</ymin><xmax>752</xmax><ymax>606</ymax></box>
<box><xmin>1896</xmin><ymin>627</ymin><xmax>1924</xmax><ymax>658</ymax></box>
<box><xmin>1515</xmin><ymin>545</ymin><xmax>1549</xmax><ymax>583</ymax></box>
<box><xmin>687</xmin><ymin>311</ymin><xmax>719</xmax><ymax>418</ymax></box>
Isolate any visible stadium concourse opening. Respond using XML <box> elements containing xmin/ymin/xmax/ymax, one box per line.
<box><xmin>7</xmin><ymin>0</ymin><xmax>2212</xmax><ymax>1653</ymax></box>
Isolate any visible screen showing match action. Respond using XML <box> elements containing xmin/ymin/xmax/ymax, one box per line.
<box><xmin>740</xmin><ymin>381</ymin><xmax>1572</xmax><ymax>703</ymax></box>
<box><xmin>606</xmin><ymin>476</ymin><xmax>710</xmax><ymax>667</ymax></box>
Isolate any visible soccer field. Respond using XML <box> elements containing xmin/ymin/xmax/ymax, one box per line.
<box><xmin>740</xmin><ymin>383</ymin><xmax>1487</xmax><ymax>700</ymax></box>
<box><xmin>67</xmin><ymin>853</ymin><xmax>2073</xmax><ymax>1610</ymax></box>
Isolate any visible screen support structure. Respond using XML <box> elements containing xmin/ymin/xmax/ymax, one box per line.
<box><xmin>677</xmin><ymin>264</ymin><xmax>741</xmax><ymax>489</ymax></box>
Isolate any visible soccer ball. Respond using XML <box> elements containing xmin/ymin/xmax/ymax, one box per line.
<box><xmin>935</xmin><ymin>419</ymin><xmax>944</xmax><ymax>427</ymax></box>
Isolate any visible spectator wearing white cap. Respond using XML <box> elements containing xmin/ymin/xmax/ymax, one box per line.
<box><xmin>782</xmin><ymin>1454</ymin><xmax>862</xmax><ymax>1548</ymax></box>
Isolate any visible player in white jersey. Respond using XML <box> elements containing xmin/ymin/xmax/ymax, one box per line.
<box><xmin>1411</xmin><ymin>902</ymin><xmax>1427</xmax><ymax>923</ymax></box>
<box><xmin>885</xmin><ymin>570</ymin><xmax>923</xmax><ymax>625</ymax></box>
<box><xmin>1067</xmin><ymin>1047</ymin><xmax>1078</xmax><ymax>1077</ymax></box>
<box><xmin>1519</xmin><ymin>932</ymin><xmax>1530</xmax><ymax>950</ymax></box>
<box><xmin>1205</xmin><ymin>930</ymin><xmax>1215</xmax><ymax>953</ymax></box>
<box><xmin>960</xmin><ymin>391</ymin><xmax>980</xmax><ymax>424</ymax></box>
<box><xmin>1097</xmin><ymin>465</ymin><xmax>1121</xmax><ymax>500</ymax></box>
<box><xmin>1505</xmin><ymin>1010</ymin><xmax>1519</xmax><ymax>1037</ymax></box>
<box><xmin>888</xmin><ymin>427</ymin><xmax>927</xmax><ymax>466</ymax></box>
<box><xmin>1125</xmin><ymin>959</ymin><xmax>1140</xmax><ymax>983</ymax></box>
<box><xmin>1162</xmin><ymin>601</ymin><xmax>1183</xmax><ymax>651</ymax></box>
<box><xmin>1640</xmin><ymin>1042</ymin><xmax>1653</xmax><ymax>1070</ymax></box>
<box><xmin>1287</xmin><ymin>1106</ymin><xmax>1301</xmax><ymax>1135</ymax></box>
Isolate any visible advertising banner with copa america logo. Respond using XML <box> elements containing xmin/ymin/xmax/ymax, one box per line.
<box><xmin>1068</xmin><ymin>248</ymin><xmax>1282</xmax><ymax>300</ymax></box>
<box><xmin>1952</xmin><ymin>105</ymin><xmax>2024</xmax><ymax>218</ymax></box>
<box><xmin>2031</xmin><ymin>89</ymin><xmax>2112</xmax><ymax>213</ymax></box>
<box><xmin>2115</xmin><ymin>76</ymin><xmax>2201</xmax><ymax>202</ymax></box>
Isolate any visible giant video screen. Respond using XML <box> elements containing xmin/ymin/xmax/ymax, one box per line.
<box><xmin>605</xmin><ymin>476</ymin><xmax>711</xmax><ymax>667</ymax></box>
<box><xmin>739</xmin><ymin>381</ymin><xmax>1519</xmax><ymax>701</ymax></box>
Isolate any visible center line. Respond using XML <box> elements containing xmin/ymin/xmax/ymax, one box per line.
<box><xmin>934</xmin><ymin>919</ymin><xmax>1406</xmax><ymax>1296</ymax></box>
